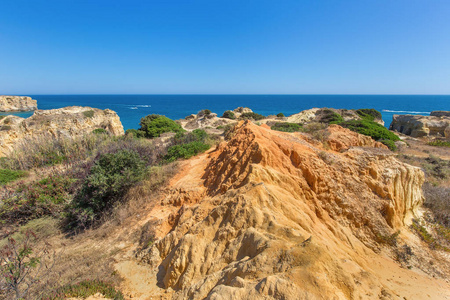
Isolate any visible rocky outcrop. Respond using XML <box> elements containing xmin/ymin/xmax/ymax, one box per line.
<box><xmin>0</xmin><ymin>106</ymin><xmax>124</xmax><ymax>156</ymax></box>
<box><xmin>287</xmin><ymin>108</ymin><xmax>385</xmax><ymax>125</ymax></box>
<box><xmin>389</xmin><ymin>113</ymin><xmax>450</xmax><ymax>138</ymax></box>
<box><xmin>178</xmin><ymin>110</ymin><xmax>236</xmax><ymax>130</ymax></box>
<box><xmin>431</xmin><ymin>111</ymin><xmax>450</xmax><ymax>118</ymax></box>
<box><xmin>0</xmin><ymin>95</ymin><xmax>37</xmax><ymax>112</ymax></box>
<box><xmin>140</xmin><ymin>121</ymin><xmax>427</xmax><ymax>299</ymax></box>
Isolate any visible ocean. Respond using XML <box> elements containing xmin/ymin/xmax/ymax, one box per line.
<box><xmin>1</xmin><ymin>95</ymin><xmax>449</xmax><ymax>130</ymax></box>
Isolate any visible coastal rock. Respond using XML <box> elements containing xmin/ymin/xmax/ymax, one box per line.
<box><xmin>430</xmin><ymin>111</ymin><xmax>450</xmax><ymax>118</ymax></box>
<box><xmin>178</xmin><ymin>110</ymin><xmax>235</xmax><ymax>130</ymax></box>
<box><xmin>287</xmin><ymin>108</ymin><xmax>385</xmax><ymax>125</ymax></box>
<box><xmin>0</xmin><ymin>95</ymin><xmax>37</xmax><ymax>112</ymax></box>
<box><xmin>389</xmin><ymin>114</ymin><xmax>450</xmax><ymax>138</ymax></box>
<box><xmin>232</xmin><ymin>107</ymin><xmax>253</xmax><ymax>118</ymax></box>
<box><xmin>140</xmin><ymin>121</ymin><xmax>426</xmax><ymax>299</ymax></box>
<box><xmin>0</xmin><ymin>106</ymin><xmax>124</xmax><ymax>156</ymax></box>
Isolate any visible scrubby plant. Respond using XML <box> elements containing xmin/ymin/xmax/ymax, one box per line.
<box><xmin>92</xmin><ymin>128</ymin><xmax>108</xmax><ymax>135</ymax></box>
<box><xmin>164</xmin><ymin>141</ymin><xmax>210</xmax><ymax>162</ymax></box>
<box><xmin>221</xmin><ymin>110</ymin><xmax>236</xmax><ymax>119</ymax></box>
<box><xmin>125</xmin><ymin>128</ymin><xmax>145</xmax><ymax>138</ymax></box>
<box><xmin>44</xmin><ymin>279</ymin><xmax>124</xmax><ymax>300</ymax></box>
<box><xmin>339</xmin><ymin>119</ymin><xmax>400</xmax><ymax>144</ymax></box>
<box><xmin>0</xmin><ymin>169</ymin><xmax>27</xmax><ymax>185</ymax></box>
<box><xmin>428</xmin><ymin>140</ymin><xmax>450</xmax><ymax>147</ymax></box>
<box><xmin>198</xmin><ymin>109</ymin><xmax>212</xmax><ymax>116</ymax></box>
<box><xmin>240</xmin><ymin>112</ymin><xmax>265</xmax><ymax>121</ymax></box>
<box><xmin>276</xmin><ymin>112</ymin><xmax>285</xmax><ymax>117</ymax></box>
<box><xmin>356</xmin><ymin>108</ymin><xmax>382</xmax><ymax>121</ymax></box>
<box><xmin>138</xmin><ymin>114</ymin><xmax>184</xmax><ymax>138</ymax></box>
<box><xmin>82</xmin><ymin>110</ymin><xmax>95</xmax><ymax>118</ymax></box>
<box><xmin>379</xmin><ymin>139</ymin><xmax>397</xmax><ymax>151</ymax></box>
<box><xmin>73</xmin><ymin>150</ymin><xmax>147</xmax><ymax>219</ymax></box>
<box><xmin>319</xmin><ymin>109</ymin><xmax>344</xmax><ymax>124</ymax></box>
<box><xmin>271</xmin><ymin>122</ymin><xmax>302</xmax><ymax>132</ymax></box>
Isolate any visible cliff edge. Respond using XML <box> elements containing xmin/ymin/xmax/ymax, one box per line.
<box><xmin>0</xmin><ymin>95</ymin><xmax>38</xmax><ymax>112</ymax></box>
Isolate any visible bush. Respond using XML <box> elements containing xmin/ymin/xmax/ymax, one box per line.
<box><xmin>0</xmin><ymin>169</ymin><xmax>27</xmax><ymax>185</ymax></box>
<box><xmin>198</xmin><ymin>109</ymin><xmax>212</xmax><ymax>117</ymax></box>
<box><xmin>138</xmin><ymin>114</ymin><xmax>184</xmax><ymax>138</ymax></box>
<box><xmin>271</xmin><ymin>122</ymin><xmax>302</xmax><ymax>132</ymax></box>
<box><xmin>45</xmin><ymin>280</ymin><xmax>124</xmax><ymax>300</ymax></box>
<box><xmin>339</xmin><ymin>119</ymin><xmax>400</xmax><ymax>143</ymax></box>
<box><xmin>173</xmin><ymin>129</ymin><xmax>208</xmax><ymax>145</ymax></box>
<box><xmin>164</xmin><ymin>141</ymin><xmax>210</xmax><ymax>162</ymax></box>
<box><xmin>276</xmin><ymin>113</ymin><xmax>285</xmax><ymax>117</ymax></box>
<box><xmin>428</xmin><ymin>140</ymin><xmax>450</xmax><ymax>147</ymax></box>
<box><xmin>356</xmin><ymin>108</ymin><xmax>382</xmax><ymax>121</ymax></box>
<box><xmin>73</xmin><ymin>150</ymin><xmax>147</xmax><ymax>218</ymax></box>
<box><xmin>92</xmin><ymin>128</ymin><xmax>108</xmax><ymax>135</ymax></box>
<box><xmin>319</xmin><ymin>109</ymin><xmax>344</xmax><ymax>124</ymax></box>
<box><xmin>125</xmin><ymin>128</ymin><xmax>145</xmax><ymax>138</ymax></box>
<box><xmin>222</xmin><ymin>110</ymin><xmax>236</xmax><ymax>119</ymax></box>
<box><xmin>379</xmin><ymin>139</ymin><xmax>397</xmax><ymax>151</ymax></box>
<box><xmin>82</xmin><ymin>110</ymin><xmax>95</xmax><ymax>118</ymax></box>
<box><xmin>240</xmin><ymin>112</ymin><xmax>265</xmax><ymax>121</ymax></box>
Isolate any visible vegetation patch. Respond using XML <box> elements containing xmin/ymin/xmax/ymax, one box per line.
<box><xmin>318</xmin><ymin>109</ymin><xmax>344</xmax><ymax>124</ymax></box>
<box><xmin>45</xmin><ymin>280</ymin><xmax>124</xmax><ymax>300</ymax></box>
<box><xmin>138</xmin><ymin>114</ymin><xmax>184</xmax><ymax>138</ymax></box>
<box><xmin>339</xmin><ymin>119</ymin><xmax>400</xmax><ymax>149</ymax></box>
<box><xmin>221</xmin><ymin>110</ymin><xmax>236</xmax><ymax>119</ymax></box>
<box><xmin>165</xmin><ymin>141</ymin><xmax>210</xmax><ymax>162</ymax></box>
<box><xmin>276</xmin><ymin>112</ymin><xmax>285</xmax><ymax>117</ymax></box>
<box><xmin>125</xmin><ymin>128</ymin><xmax>145</xmax><ymax>138</ymax></box>
<box><xmin>92</xmin><ymin>128</ymin><xmax>108</xmax><ymax>135</ymax></box>
<box><xmin>271</xmin><ymin>122</ymin><xmax>302</xmax><ymax>132</ymax></box>
<box><xmin>356</xmin><ymin>108</ymin><xmax>382</xmax><ymax>121</ymax></box>
<box><xmin>0</xmin><ymin>169</ymin><xmax>27</xmax><ymax>185</ymax></box>
<box><xmin>82</xmin><ymin>110</ymin><xmax>95</xmax><ymax>118</ymax></box>
<box><xmin>428</xmin><ymin>140</ymin><xmax>450</xmax><ymax>147</ymax></box>
<box><xmin>240</xmin><ymin>112</ymin><xmax>265</xmax><ymax>121</ymax></box>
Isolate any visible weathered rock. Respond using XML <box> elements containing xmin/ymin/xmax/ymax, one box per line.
<box><xmin>0</xmin><ymin>106</ymin><xmax>124</xmax><ymax>156</ymax></box>
<box><xmin>140</xmin><ymin>121</ymin><xmax>427</xmax><ymax>299</ymax></box>
<box><xmin>178</xmin><ymin>110</ymin><xmax>235</xmax><ymax>130</ymax></box>
<box><xmin>389</xmin><ymin>114</ymin><xmax>450</xmax><ymax>138</ymax></box>
<box><xmin>430</xmin><ymin>111</ymin><xmax>450</xmax><ymax>117</ymax></box>
<box><xmin>0</xmin><ymin>95</ymin><xmax>37</xmax><ymax>112</ymax></box>
<box><xmin>287</xmin><ymin>108</ymin><xmax>385</xmax><ymax>125</ymax></box>
<box><xmin>232</xmin><ymin>107</ymin><xmax>253</xmax><ymax>118</ymax></box>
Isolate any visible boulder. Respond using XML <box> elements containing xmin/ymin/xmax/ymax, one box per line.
<box><xmin>389</xmin><ymin>114</ymin><xmax>450</xmax><ymax>138</ymax></box>
<box><xmin>0</xmin><ymin>95</ymin><xmax>37</xmax><ymax>112</ymax></box>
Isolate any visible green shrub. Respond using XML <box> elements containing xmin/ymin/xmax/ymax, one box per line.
<box><xmin>271</xmin><ymin>122</ymin><xmax>302</xmax><ymax>132</ymax></box>
<box><xmin>138</xmin><ymin>114</ymin><xmax>184</xmax><ymax>138</ymax></box>
<box><xmin>0</xmin><ymin>115</ymin><xmax>5</xmax><ymax>120</ymax></box>
<box><xmin>339</xmin><ymin>119</ymin><xmax>400</xmax><ymax>143</ymax></box>
<box><xmin>125</xmin><ymin>128</ymin><xmax>145</xmax><ymax>138</ymax></box>
<box><xmin>45</xmin><ymin>280</ymin><xmax>124</xmax><ymax>300</ymax></box>
<box><xmin>74</xmin><ymin>150</ymin><xmax>147</xmax><ymax>216</ymax></box>
<box><xmin>276</xmin><ymin>112</ymin><xmax>285</xmax><ymax>117</ymax></box>
<box><xmin>240</xmin><ymin>112</ymin><xmax>265</xmax><ymax>121</ymax></box>
<box><xmin>222</xmin><ymin>110</ymin><xmax>236</xmax><ymax>119</ymax></box>
<box><xmin>319</xmin><ymin>109</ymin><xmax>344</xmax><ymax>124</ymax></box>
<box><xmin>428</xmin><ymin>140</ymin><xmax>450</xmax><ymax>147</ymax></box>
<box><xmin>165</xmin><ymin>141</ymin><xmax>210</xmax><ymax>162</ymax></box>
<box><xmin>379</xmin><ymin>139</ymin><xmax>397</xmax><ymax>151</ymax></box>
<box><xmin>82</xmin><ymin>110</ymin><xmax>95</xmax><ymax>118</ymax></box>
<box><xmin>356</xmin><ymin>108</ymin><xmax>382</xmax><ymax>121</ymax></box>
<box><xmin>198</xmin><ymin>109</ymin><xmax>212</xmax><ymax>116</ymax></box>
<box><xmin>0</xmin><ymin>169</ymin><xmax>27</xmax><ymax>185</ymax></box>
<box><xmin>92</xmin><ymin>128</ymin><xmax>108</xmax><ymax>135</ymax></box>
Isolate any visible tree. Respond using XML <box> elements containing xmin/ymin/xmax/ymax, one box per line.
<box><xmin>0</xmin><ymin>230</ymin><xmax>56</xmax><ymax>299</ymax></box>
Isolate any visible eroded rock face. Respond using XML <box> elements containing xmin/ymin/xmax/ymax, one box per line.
<box><xmin>0</xmin><ymin>95</ymin><xmax>37</xmax><ymax>112</ymax></box>
<box><xmin>389</xmin><ymin>113</ymin><xmax>450</xmax><ymax>138</ymax></box>
<box><xmin>0</xmin><ymin>106</ymin><xmax>124</xmax><ymax>156</ymax></box>
<box><xmin>178</xmin><ymin>111</ymin><xmax>235</xmax><ymax>130</ymax></box>
<box><xmin>140</xmin><ymin>121</ymin><xmax>425</xmax><ymax>299</ymax></box>
<box><xmin>287</xmin><ymin>108</ymin><xmax>385</xmax><ymax>126</ymax></box>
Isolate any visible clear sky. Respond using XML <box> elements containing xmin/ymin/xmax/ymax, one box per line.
<box><xmin>1</xmin><ymin>0</ymin><xmax>449</xmax><ymax>94</ymax></box>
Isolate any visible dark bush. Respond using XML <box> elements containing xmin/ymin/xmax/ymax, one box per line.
<box><xmin>198</xmin><ymin>109</ymin><xmax>212</xmax><ymax>116</ymax></box>
<box><xmin>271</xmin><ymin>122</ymin><xmax>302</xmax><ymax>132</ymax></box>
<box><xmin>240</xmin><ymin>112</ymin><xmax>265</xmax><ymax>121</ymax></box>
<box><xmin>356</xmin><ymin>108</ymin><xmax>382</xmax><ymax>121</ymax></box>
<box><xmin>319</xmin><ymin>109</ymin><xmax>344</xmax><ymax>124</ymax></box>
<box><xmin>73</xmin><ymin>150</ymin><xmax>147</xmax><ymax>218</ymax></box>
<box><xmin>92</xmin><ymin>128</ymin><xmax>108</xmax><ymax>135</ymax></box>
<box><xmin>173</xmin><ymin>129</ymin><xmax>208</xmax><ymax>145</ymax></box>
<box><xmin>379</xmin><ymin>139</ymin><xmax>397</xmax><ymax>151</ymax></box>
<box><xmin>164</xmin><ymin>141</ymin><xmax>210</xmax><ymax>162</ymax></box>
<box><xmin>276</xmin><ymin>113</ymin><xmax>285</xmax><ymax>117</ymax></box>
<box><xmin>138</xmin><ymin>114</ymin><xmax>184</xmax><ymax>138</ymax></box>
<box><xmin>339</xmin><ymin>119</ymin><xmax>400</xmax><ymax>143</ymax></box>
<box><xmin>125</xmin><ymin>129</ymin><xmax>145</xmax><ymax>138</ymax></box>
<box><xmin>222</xmin><ymin>110</ymin><xmax>236</xmax><ymax>119</ymax></box>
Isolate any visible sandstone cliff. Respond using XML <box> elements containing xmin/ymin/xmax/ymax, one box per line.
<box><xmin>0</xmin><ymin>106</ymin><xmax>124</xmax><ymax>156</ymax></box>
<box><xmin>133</xmin><ymin>121</ymin><xmax>448</xmax><ymax>300</ymax></box>
<box><xmin>389</xmin><ymin>113</ymin><xmax>450</xmax><ymax>138</ymax></box>
<box><xmin>0</xmin><ymin>95</ymin><xmax>37</xmax><ymax>112</ymax></box>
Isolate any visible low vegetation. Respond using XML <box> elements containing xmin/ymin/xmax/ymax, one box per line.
<box><xmin>44</xmin><ymin>280</ymin><xmax>125</xmax><ymax>300</ymax></box>
<box><xmin>271</xmin><ymin>122</ymin><xmax>302</xmax><ymax>132</ymax></box>
<box><xmin>356</xmin><ymin>108</ymin><xmax>382</xmax><ymax>121</ymax></box>
<box><xmin>138</xmin><ymin>114</ymin><xmax>184</xmax><ymax>138</ymax></box>
<box><xmin>428</xmin><ymin>140</ymin><xmax>450</xmax><ymax>147</ymax></box>
<box><xmin>222</xmin><ymin>110</ymin><xmax>236</xmax><ymax>119</ymax></box>
<box><xmin>0</xmin><ymin>169</ymin><xmax>27</xmax><ymax>185</ymax></box>
<box><xmin>239</xmin><ymin>112</ymin><xmax>265</xmax><ymax>121</ymax></box>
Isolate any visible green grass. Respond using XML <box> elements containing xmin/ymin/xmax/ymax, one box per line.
<box><xmin>44</xmin><ymin>280</ymin><xmax>124</xmax><ymax>300</ymax></box>
<box><xmin>271</xmin><ymin>122</ymin><xmax>302</xmax><ymax>132</ymax></box>
<box><xmin>82</xmin><ymin>110</ymin><xmax>95</xmax><ymax>118</ymax></box>
<box><xmin>428</xmin><ymin>140</ymin><xmax>450</xmax><ymax>147</ymax></box>
<box><xmin>0</xmin><ymin>168</ymin><xmax>27</xmax><ymax>185</ymax></box>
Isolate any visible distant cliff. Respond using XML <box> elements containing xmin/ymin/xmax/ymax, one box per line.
<box><xmin>0</xmin><ymin>106</ymin><xmax>124</xmax><ymax>156</ymax></box>
<box><xmin>0</xmin><ymin>95</ymin><xmax>38</xmax><ymax>112</ymax></box>
<box><xmin>389</xmin><ymin>112</ymin><xmax>450</xmax><ymax>138</ymax></box>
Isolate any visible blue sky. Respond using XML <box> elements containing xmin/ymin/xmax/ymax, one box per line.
<box><xmin>1</xmin><ymin>0</ymin><xmax>449</xmax><ymax>94</ymax></box>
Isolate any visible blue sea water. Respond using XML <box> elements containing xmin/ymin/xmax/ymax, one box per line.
<box><xmin>1</xmin><ymin>95</ymin><xmax>449</xmax><ymax>130</ymax></box>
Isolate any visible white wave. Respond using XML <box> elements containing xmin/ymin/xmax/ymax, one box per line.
<box><xmin>382</xmin><ymin>109</ymin><xmax>430</xmax><ymax>114</ymax></box>
<box><xmin>130</xmin><ymin>107</ymin><xmax>138</xmax><ymax>110</ymax></box>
